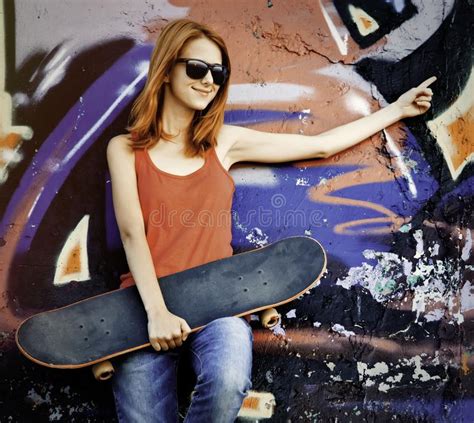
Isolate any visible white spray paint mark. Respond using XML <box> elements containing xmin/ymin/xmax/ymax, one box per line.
<box><xmin>343</xmin><ymin>91</ymin><xmax>372</xmax><ymax>117</ymax></box>
<box><xmin>270</xmin><ymin>321</ymin><xmax>286</xmax><ymax>337</ymax></box>
<box><xmin>462</xmin><ymin>230</ymin><xmax>472</xmax><ymax>261</ymax></box>
<box><xmin>315</xmin><ymin>62</ymin><xmax>389</xmax><ymax>107</ymax></box>
<box><xmin>461</xmin><ymin>281</ymin><xmax>474</xmax><ymax>312</ymax></box>
<box><xmin>385</xmin><ymin>0</ymin><xmax>406</xmax><ymax>14</ymax></box>
<box><xmin>423</xmin><ymin>309</ymin><xmax>445</xmax><ymax>322</ymax></box>
<box><xmin>298</xmin><ymin>110</ymin><xmax>311</xmax><ymax>126</ymax></box>
<box><xmin>229</xmin><ymin>167</ymin><xmax>279</xmax><ymax>187</ymax></box>
<box><xmin>26</xmin><ymin>388</ymin><xmax>52</xmax><ymax>406</ymax></box>
<box><xmin>429</xmin><ymin>243</ymin><xmax>440</xmax><ymax>257</ymax></box>
<box><xmin>357</xmin><ymin>362</ymin><xmax>389</xmax><ymax>380</ymax></box>
<box><xmin>365</xmin><ymin>378</ymin><xmax>376</xmax><ymax>387</ymax></box>
<box><xmin>318</xmin><ymin>0</ymin><xmax>348</xmax><ymax>56</ymax></box>
<box><xmin>384</xmin><ymin>130</ymin><xmax>418</xmax><ymax>198</ymax></box>
<box><xmin>402</xmin><ymin>259</ymin><xmax>412</xmax><ymax>276</ymax></box>
<box><xmin>49</xmin><ymin>406</ymin><xmax>63</xmax><ymax>421</ymax></box>
<box><xmin>386</xmin><ymin>373</ymin><xmax>404</xmax><ymax>384</ymax></box>
<box><xmin>331</xmin><ymin>323</ymin><xmax>356</xmax><ymax>337</ymax></box>
<box><xmin>325</xmin><ymin>362</ymin><xmax>336</xmax><ymax>371</ymax></box>
<box><xmin>402</xmin><ymin>356</ymin><xmax>440</xmax><ymax>382</ymax></box>
<box><xmin>245</xmin><ymin>228</ymin><xmax>269</xmax><ymax>248</ymax></box>
<box><xmin>63</xmin><ymin>64</ymin><xmax>149</xmax><ymax>165</ymax></box>
<box><xmin>296</xmin><ymin>177</ymin><xmax>310</xmax><ymax>186</ymax></box>
<box><xmin>32</xmin><ymin>47</ymin><xmax>71</xmax><ymax>102</ymax></box>
<box><xmin>228</xmin><ymin>83</ymin><xmax>315</xmax><ymax>104</ymax></box>
<box><xmin>414</xmin><ymin>230</ymin><xmax>424</xmax><ymax>259</ymax></box>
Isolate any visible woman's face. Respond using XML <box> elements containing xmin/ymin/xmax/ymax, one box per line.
<box><xmin>166</xmin><ymin>37</ymin><xmax>224</xmax><ymax>112</ymax></box>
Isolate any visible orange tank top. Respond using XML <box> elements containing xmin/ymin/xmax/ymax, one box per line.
<box><xmin>119</xmin><ymin>143</ymin><xmax>235</xmax><ymax>289</ymax></box>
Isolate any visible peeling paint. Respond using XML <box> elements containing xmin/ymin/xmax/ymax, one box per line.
<box><xmin>3</xmin><ymin>1</ymin><xmax>473</xmax><ymax>421</ymax></box>
<box><xmin>337</xmin><ymin>243</ymin><xmax>467</xmax><ymax>324</ymax></box>
<box><xmin>331</xmin><ymin>323</ymin><xmax>356</xmax><ymax>337</ymax></box>
<box><xmin>402</xmin><ymin>355</ymin><xmax>441</xmax><ymax>382</ymax></box>
<box><xmin>245</xmin><ymin>227</ymin><xmax>269</xmax><ymax>247</ymax></box>
<box><xmin>413</xmin><ymin>229</ymin><xmax>424</xmax><ymax>259</ymax></box>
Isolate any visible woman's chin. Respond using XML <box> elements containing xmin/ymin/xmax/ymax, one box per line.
<box><xmin>190</xmin><ymin>100</ymin><xmax>212</xmax><ymax>112</ymax></box>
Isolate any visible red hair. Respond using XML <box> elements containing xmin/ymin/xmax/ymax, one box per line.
<box><xmin>126</xmin><ymin>19</ymin><xmax>231</xmax><ymax>157</ymax></box>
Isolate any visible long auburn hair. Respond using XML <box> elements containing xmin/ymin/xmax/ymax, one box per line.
<box><xmin>126</xmin><ymin>19</ymin><xmax>231</xmax><ymax>157</ymax></box>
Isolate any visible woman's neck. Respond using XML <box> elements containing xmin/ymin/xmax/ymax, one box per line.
<box><xmin>161</xmin><ymin>86</ymin><xmax>195</xmax><ymax>146</ymax></box>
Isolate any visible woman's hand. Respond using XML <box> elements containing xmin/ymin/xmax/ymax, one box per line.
<box><xmin>392</xmin><ymin>76</ymin><xmax>437</xmax><ymax>119</ymax></box>
<box><xmin>147</xmin><ymin>308</ymin><xmax>192</xmax><ymax>352</ymax></box>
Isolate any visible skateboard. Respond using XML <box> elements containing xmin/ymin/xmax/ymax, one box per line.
<box><xmin>16</xmin><ymin>236</ymin><xmax>326</xmax><ymax>380</ymax></box>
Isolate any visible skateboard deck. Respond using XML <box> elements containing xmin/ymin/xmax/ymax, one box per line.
<box><xmin>16</xmin><ymin>236</ymin><xmax>326</xmax><ymax>369</ymax></box>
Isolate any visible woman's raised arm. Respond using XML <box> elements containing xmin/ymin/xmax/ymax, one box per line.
<box><xmin>225</xmin><ymin>76</ymin><xmax>436</xmax><ymax>165</ymax></box>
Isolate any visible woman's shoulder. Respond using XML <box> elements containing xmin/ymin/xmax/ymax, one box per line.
<box><xmin>106</xmin><ymin>133</ymin><xmax>136</xmax><ymax>163</ymax></box>
<box><xmin>216</xmin><ymin>124</ymin><xmax>242</xmax><ymax>151</ymax></box>
<box><xmin>108</xmin><ymin>133</ymin><xmax>134</xmax><ymax>152</ymax></box>
<box><xmin>218</xmin><ymin>124</ymin><xmax>239</xmax><ymax>140</ymax></box>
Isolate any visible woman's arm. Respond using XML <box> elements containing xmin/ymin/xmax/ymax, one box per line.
<box><xmin>226</xmin><ymin>76</ymin><xmax>436</xmax><ymax>165</ymax></box>
<box><xmin>106</xmin><ymin>136</ymin><xmax>191</xmax><ymax>351</ymax></box>
<box><xmin>107</xmin><ymin>136</ymin><xmax>168</xmax><ymax>313</ymax></box>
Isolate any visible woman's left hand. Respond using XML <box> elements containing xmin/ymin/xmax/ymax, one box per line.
<box><xmin>392</xmin><ymin>76</ymin><xmax>437</xmax><ymax>118</ymax></box>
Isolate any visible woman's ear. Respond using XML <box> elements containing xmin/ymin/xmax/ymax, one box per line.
<box><xmin>164</xmin><ymin>75</ymin><xmax>170</xmax><ymax>83</ymax></box>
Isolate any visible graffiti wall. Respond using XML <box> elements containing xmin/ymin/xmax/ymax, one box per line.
<box><xmin>1</xmin><ymin>0</ymin><xmax>473</xmax><ymax>421</ymax></box>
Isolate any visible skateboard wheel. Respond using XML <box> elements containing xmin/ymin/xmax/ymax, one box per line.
<box><xmin>260</xmin><ymin>308</ymin><xmax>281</xmax><ymax>329</ymax></box>
<box><xmin>92</xmin><ymin>360</ymin><xmax>115</xmax><ymax>381</ymax></box>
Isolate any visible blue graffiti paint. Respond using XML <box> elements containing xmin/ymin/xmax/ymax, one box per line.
<box><xmin>1</xmin><ymin>43</ymin><xmax>153</xmax><ymax>253</ymax></box>
<box><xmin>224</xmin><ymin>109</ymin><xmax>310</xmax><ymax>126</ymax></box>
<box><xmin>225</xmin><ymin>109</ymin><xmax>437</xmax><ymax>269</ymax></box>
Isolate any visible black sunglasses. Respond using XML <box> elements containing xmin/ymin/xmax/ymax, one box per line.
<box><xmin>175</xmin><ymin>58</ymin><xmax>229</xmax><ymax>86</ymax></box>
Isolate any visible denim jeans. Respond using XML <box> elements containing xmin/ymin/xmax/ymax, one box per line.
<box><xmin>112</xmin><ymin>316</ymin><xmax>253</xmax><ymax>422</ymax></box>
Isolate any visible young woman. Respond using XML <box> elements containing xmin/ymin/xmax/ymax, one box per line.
<box><xmin>106</xmin><ymin>19</ymin><xmax>435</xmax><ymax>423</ymax></box>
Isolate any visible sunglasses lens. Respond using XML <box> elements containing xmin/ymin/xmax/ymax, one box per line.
<box><xmin>211</xmin><ymin>66</ymin><xmax>227</xmax><ymax>85</ymax></box>
<box><xmin>184</xmin><ymin>60</ymin><xmax>228</xmax><ymax>86</ymax></box>
<box><xmin>186</xmin><ymin>60</ymin><xmax>208</xmax><ymax>80</ymax></box>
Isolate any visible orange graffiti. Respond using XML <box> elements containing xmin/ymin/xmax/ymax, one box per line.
<box><xmin>61</xmin><ymin>244</ymin><xmax>82</xmax><ymax>277</ymax></box>
<box><xmin>306</xmin><ymin>159</ymin><xmax>408</xmax><ymax>235</ymax></box>
<box><xmin>447</xmin><ymin>103</ymin><xmax>474</xmax><ymax>172</ymax></box>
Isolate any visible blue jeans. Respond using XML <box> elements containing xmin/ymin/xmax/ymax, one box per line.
<box><xmin>112</xmin><ymin>316</ymin><xmax>253</xmax><ymax>422</ymax></box>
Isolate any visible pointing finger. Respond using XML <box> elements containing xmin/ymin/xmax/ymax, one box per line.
<box><xmin>419</xmin><ymin>76</ymin><xmax>437</xmax><ymax>88</ymax></box>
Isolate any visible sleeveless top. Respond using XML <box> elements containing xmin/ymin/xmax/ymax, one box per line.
<box><xmin>119</xmin><ymin>142</ymin><xmax>235</xmax><ymax>289</ymax></box>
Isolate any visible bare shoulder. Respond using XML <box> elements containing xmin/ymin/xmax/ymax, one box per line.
<box><xmin>106</xmin><ymin>134</ymin><xmax>134</xmax><ymax>161</ymax></box>
<box><xmin>218</xmin><ymin>124</ymin><xmax>241</xmax><ymax>144</ymax></box>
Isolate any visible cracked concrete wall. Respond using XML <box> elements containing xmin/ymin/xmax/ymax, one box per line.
<box><xmin>1</xmin><ymin>0</ymin><xmax>473</xmax><ymax>421</ymax></box>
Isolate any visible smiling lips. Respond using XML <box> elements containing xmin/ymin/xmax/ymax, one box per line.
<box><xmin>192</xmin><ymin>87</ymin><xmax>212</xmax><ymax>95</ymax></box>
